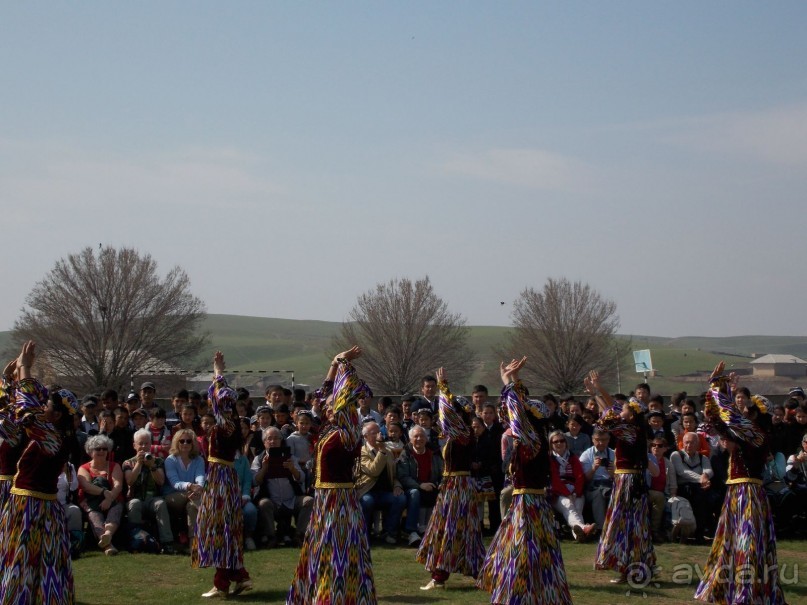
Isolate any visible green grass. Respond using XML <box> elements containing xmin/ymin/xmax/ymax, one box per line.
<box><xmin>72</xmin><ymin>539</ymin><xmax>807</xmax><ymax>605</ymax></box>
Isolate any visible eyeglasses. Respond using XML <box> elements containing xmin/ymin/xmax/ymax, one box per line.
<box><xmin>93</xmin><ymin>447</ymin><xmax>108</xmax><ymax>452</ymax></box>
<box><xmin>178</xmin><ymin>439</ymin><xmax>193</xmax><ymax>444</ymax></box>
<box><xmin>651</xmin><ymin>444</ymin><xmax>666</xmax><ymax>448</ymax></box>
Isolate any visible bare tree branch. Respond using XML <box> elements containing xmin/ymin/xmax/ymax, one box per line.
<box><xmin>336</xmin><ymin>277</ymin><xmax>475</xmax><ymax>393</ymax></box>
<box><xmin>12</xmin><ymin>246</ymin><xmax>208</xmax><ymax>391</ymax></box>
<box><xmin>504</xmin><ymin>277</ymin><xmax>621</xmax><ymax>394</ymax></box>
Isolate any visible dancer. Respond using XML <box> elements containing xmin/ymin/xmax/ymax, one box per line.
<box><xmin>0</xmin><ymin>341</ymin><xmax>79</xmax><ymax>605</ymax></box>
<box><xmin>477</xmin><ymin>357</ymin><xmax>572</xmax><ymax>605</ymax></box>
<box><xmin>287</xmin><ymin>346</ymin><xmax>376</xmax><ymax>605</ymax></box>
<box><xmin>694</xmin><ymin>362</ymin><xmax>787</xmax><ymax>604</ymax></box>
<box><xmin>0</xmin><ymin>359</ymin><xmax>27</xmax><ymax>512</ymax></box>
<box><xmin>195</xmin><ymin>351</ymin><xmax>252</xmax><ymax>598</ymax></box>
<box><xmin>585</xmin><ymin>371</ymin><xmax>656</xmax><ymax>584</ymax></box>
<box><xmin>417</xmin><ymin>366</ymin><xmax>485</xmax><ymax>590</ymax></box>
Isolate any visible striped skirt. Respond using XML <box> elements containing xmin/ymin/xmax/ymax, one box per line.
<box><xmin>0</xmin><ymin>493</ymin><xmax>74</xmax><ymax>605</ymax></box>
<box><xmin>193</xmin><ymin>463</ymin><xmax>244</xmax><ymax>570</ymax></box>
<box><xmin>287</xmin><ymin>487</ymin><xmax>376</xmax><ymax>605</ymax></box>
<box><xmin>595</xmin><ymin>473</ymin><xmax>656</xmax><ymax>576</ymax></box>
<box><xmin>416</xmin><ymin>475</ymin><xmax>486</xmax><ymax>578</ymax></box>
<box><xmin>694</xmin><ymin>482</ymin><xmax>786</xmax><ymax>604</ymax></box>
<box><xmin>477</xmin><ymin>492</ymin><xmax>572</xmax><ymax>605</ymax></box>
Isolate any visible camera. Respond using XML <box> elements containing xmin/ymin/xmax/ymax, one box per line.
<box><xmin>144</xmin><ymin>453</ymin><xmax>154</xmax><ymax>462</ymax></box>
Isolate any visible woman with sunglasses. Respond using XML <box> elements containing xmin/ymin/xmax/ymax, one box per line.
<box><xmin>548</xmin><ymin>429</ymin><xmax>596</xmax><ymax>542</ymax></box>
<box><xmin>78</xmin><ymin>434</ymin><xmax>124</xmax><ymax>555</ymax></box>
<box><xmin>194</xmin><ymin>351</ymin><xmax>252</xmax><ymax>598</ymax></box>
<box><xmin>165</xmin><ymin>428</ymin><xmax>206</xmax><ymax>551</ymax></box>
<box><xmin>0</xmin><ymin>341</ymin><xmax>80</xmax><ymax>604</ymax></box>
<box><xmin>477</xmin><ymin>357</ymin><xmax>572</xmax><ymax>605</ymax></box>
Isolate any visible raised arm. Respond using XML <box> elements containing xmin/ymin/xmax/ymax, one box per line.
<box><xmin>584</xmin><ymin>370</ymin><xmax>613</xmax><ymax>411</ymax></box>
<box><xmin>435</xmin><ymin>367</ymin><xmax>470</xmax><ymax>441</ymax></box>
<box><xmin>499</xmin><ymin>357</ymin><xmax>545</xmax><ymax>452</ymax></box>
<box><xmin>330</xmin><ymin>347</ymin><xmax>365</xmax><ymax>450</ymax></box>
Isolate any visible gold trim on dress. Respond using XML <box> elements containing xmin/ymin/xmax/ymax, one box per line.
<box><xmin>614</xmin><ymin>469</ymin><xmax>642</xmax><ymax>474</ymax></box>
<box><xmin>512</xmin><ymin>488</ymin><xmax>546</xmax><ymax>496</ymax></box>
<box><xmin>443</xmin><ymin>471</ymin><xmax>471</xmax><ymax>477</ymax></box>
<box><xmin>207</xmin><ymin>456</ymin><xmax>234</xmax><ymax>467</ymax></box>
<box><xmin>315</xmin><ymin>481</ymin><xmax>354</xmax><ymax>489</ymax></box>
<box><xmin>725</xmin><ymin>478</ymin><xmax>763</xmax><ymax>486</ymax></box>
<box><xmin>10</xmin><ymin>486</ymin><xmax>57</xmax><ymax>501</ymax></box>
<box><xmin>0</xmin><ymin>474</ymin><xmax>14</xmax><ymax>481</ymax></box>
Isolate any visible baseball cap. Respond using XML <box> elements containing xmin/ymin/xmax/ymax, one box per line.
<box><xmin>140</xmin><ymin>382</ymin><xmax>156</xmax><ymax>392</ymax></box>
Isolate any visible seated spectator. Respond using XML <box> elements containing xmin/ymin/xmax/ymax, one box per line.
<box><xmin>286</xmin><ymin>411</ymin><xmax>315</xmax><ymax>492</ymax></box>
<box><xmin>146</xmin><ymin>407</ymin><xmax>172</xmax><ymax>458</ymax></box>
<box><xmin>78</xmin><ymin>434</ymin><xmax>124</xmax><ymax>555</ymax></box>
<box><xmin>670</xmin><ymin>432</ymin><xmax>718</xmax><ymax>541</ymax></box>
<box><xmin>239</xmin><ymin>417</ymin><xmax>255</xmax><ymax>464</ymax></box>
<box><xmin>763</xmin><ymin>449</ymin><xmax>797</xmax><ymax>535</ymax></box>
<box><xmin>398</xmin><ymin>424</ymin><xmax>444</xmax><ymax>542</ymax></box>
<box><xmin>580</xmin><ymin>429</ymin><xmax>615</xmax><ymax>530</ymax></box>
<box><xmin>234</xmin><ymin>450</ymin><xmax>258</xmax><ymax>551</ymax></box>
<box><xmin>785</xmin><ymin>433</ymin><xmax>807</xmax><ymax>510</ymax></box>
<box><xmin>564</xmin><ymin>414</ymin><xmax>591</xmax><ymax>458</ymax></box>
<box><xmin>786</xmin><ymin>406</ymin><xmax>807</xmax><ymax>456</ymax></box>
<box><xmin>647</xmin><ymin>438</ymin><xmax>676</xmax><ymax>543</ymax></box>
<box><xmin>163</xmin><ymin>429</ymin><xmax>205</xmax><ymax>548</ymax></box>
<box><xmin>356</xmin><ymin>421</ymin><xmax>406</xmax><ymax>545</ymax></box>
<box><xmin>675</xmin><ymin>413</ymin><xmax>710</xmax><ymax>456</ymax></box>
<box><xmin>548</xmin><ymin>430</ymin><xmax>595</xmax><ymax>541</ymax></box>
<box><xmin>252</xmin><ymin>427</ymin><xmax>312</xmax><ymax>547</ymax></box>
<box><xmin>110</xmin><ymin>406</ymin><xmax>135</xmax><ymax>464</ymax></box>
<box><xmin>58</xmin><ymin>461</ymin><xmax>83</xmax><ymax>558</ymax></box>
<box><xmin>123</xmin><ymin>428</ymin><xmax>176</xmax><ymax>554</ymax></box>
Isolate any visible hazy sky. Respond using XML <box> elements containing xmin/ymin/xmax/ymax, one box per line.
<box><xmin>2</xmin><ymin>3</ymin><xmax>806</xmax><ymax>337</ymax></box>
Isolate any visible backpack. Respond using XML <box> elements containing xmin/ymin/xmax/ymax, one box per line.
<box><xmin>128</xmin><ymin>526</ymin><xmax>161</xmax><ymax>554</ymax></box>
<box><xmin>668</xmin><ymin>496</ymin><xmax>696</xmax><ymax>539</ymax></box>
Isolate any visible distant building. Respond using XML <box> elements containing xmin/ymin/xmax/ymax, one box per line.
<box><xmin>750</xmin><ymin>354</ymin><xmax>807</xmax><ymax>378</ymax></box>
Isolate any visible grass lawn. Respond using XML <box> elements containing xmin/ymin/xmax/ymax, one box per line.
<box><xmin>72</xmin><ymin>539</ymin><xmax>806</xmax><ymax>605</ymax></box>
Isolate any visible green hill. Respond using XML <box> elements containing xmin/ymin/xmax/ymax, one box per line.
<box><xmin>2</xmin><ymin>315</ymin><xmax>805</xmax><ymax>396</ymax></box>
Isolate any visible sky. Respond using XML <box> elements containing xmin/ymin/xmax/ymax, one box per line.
<box><xmin>2</xmin><ymin>3</ymin><xmax>806</xmax><ymax>338</ymax></box>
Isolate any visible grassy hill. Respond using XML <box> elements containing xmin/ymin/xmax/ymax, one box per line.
<box><xmin>2</xmin><ymin>315</ymin><xmax>805</xmax><ymax>396</ymax></box>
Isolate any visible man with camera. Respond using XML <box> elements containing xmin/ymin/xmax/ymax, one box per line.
<box><xmin>123</xmin><ymin>428</ymin><xmax>176</xmax><ymax>554</ymax></box>
<box><xmin>251</xmin><ymin>426</ymin><xmax>313</xmax><ymax>547</ymax></box>
<box><xmin>580</xmin><ymin>429</ymin><xmax>616</xmax><ymax>530</ymax></box>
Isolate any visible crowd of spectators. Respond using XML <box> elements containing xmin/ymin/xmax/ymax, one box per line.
<box><xmin>57</xmin><ymin>377</ymin><xmax>807</xmax><ymax>558</ymax></box>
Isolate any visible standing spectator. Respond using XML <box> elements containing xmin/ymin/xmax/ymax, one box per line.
<box><xmin>471</xmin><ymin>384</ymin><xmax>488</xmax><ymax>418</ymax></box>
<box><xmin>166</xmin><ymin>389</ymin><xmax>189</xmax><ymax>430</ymax></box>
<box><xmin>358</xmin><ymin>392</ymin><xmax>382</xmax><ymax>425</ymax></box>
<box><xmin>80</xmin><ymin>395</ymin><xmax>100</xmax><ymax>434</ymax></box>
<box><xmin>110</xmin><ymin>407</ymin><xmax>135</xmax><ymax>467</ymax></box>
<box><xmin>401</xmin><ymin>395</ymin><xmax>417</xmax><ymax>431</ymax></box>
<box><xmin>416</xmin><ymin>409</ymin><xmax>440</xmax><ymax>452</ymax></box>
<box><xmin>412</xmin><ymin>375</ymin><xmax>438</xmax><ymax>414</ymax></box>
<box><xmin>139</xmin><ymin>382</ymin><xmax>157</xmax><ymax>413</ymax></box>
<box><xmin>647</xmin><ymin>438</ymin><xmax>676</xmax><ymax>542</ymax></box>
<box><xmin>478</xmin><ymin>402</ymin><xmax>505</xmax><ymax>534</ymax></box>
<box><xmin>565</xmin><ymin>414</ymin><xmax>592</xmax><ymax>458</ymax></box>
<box><xmin>171</xmin><ymin>403</ymin><xmax>201</xmax><ymax>437</ymax></box>
<box><xmin>286</xmin><ymin>411</ymin><xmax>316</xmax><ymax>492</ymax></box>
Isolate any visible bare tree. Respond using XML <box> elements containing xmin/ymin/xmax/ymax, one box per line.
<box><xmin>506</xmin><ymin>277</ymin><xmax>620</xmax><ymax>394</ymax></box>
<box><xmin>12</xmin><ymin>246</ymin><xmax>208</xmax><ymax>391</ymax></box>
<box><xmin>336</xmin><ymin>277</ymin><xmax>474</xmax><ymax>394</ymax></box>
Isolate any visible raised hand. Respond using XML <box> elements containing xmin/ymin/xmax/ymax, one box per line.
<box><xmin>17</xmin><ymin>341</ymin><xmax>36</xmax><ymax>369</ymax></box>
<box><xmin>2</xmin><ymin>357</ymin><xmax>17</xmax><ymax>380</ymax></box>
<box><xmin>335</xmin><ymin>346</ymin><xmax>362</xmax><ymax>362</ymax></box>
<box><xmin>213</xmin><ymin>351</ymin><xmax>226</xmax><ymax>376</ymax></box>
<box><xmin>436</xmin><ymin>367</ymin><xmax>447</xmax><ymax>384</ymax></box>
<box><xmin>708</xmin><ymin>361</ymin><xmax>725</xmax><ymax>383</ymax></box>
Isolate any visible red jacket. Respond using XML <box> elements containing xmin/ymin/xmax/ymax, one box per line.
<box><xmin>549</xmin><ymin>453</ymin><xmax>585</xmax><ymax>498</ymax></box>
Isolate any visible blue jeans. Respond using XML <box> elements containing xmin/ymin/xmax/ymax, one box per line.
<box><xmin>242</xmin><ymin>500</ymin><xmax>258</xmax><ymax>533</ymax></box>
<box><xmin>360</xmin><ymin>489</ymin><xmax>406</xmax><ymax>536</ymax></box>
<box><xmin>404</xmin><ymin>488</ymin><xmax>421</xmax><ymax>532</ymax></box>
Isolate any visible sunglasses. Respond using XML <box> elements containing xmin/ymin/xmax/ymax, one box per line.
<box><xmin>178</xmin><ymin>439</ymin><xmax>193</xmax><ymax>444</ymax></box>
<box><xmin>93</xmin><ymin>447</ymin><xmax>109</xmax><ymax>452</ymax></box>
<box><xmin>651</xmin><ymin>444</ymin><xmax>666</xmax><ymax>448</ymax></box>
<box><xmin>550</xmin><ymin>440</ymin><xmax>566</xmax><ymax>444</ymax></box>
